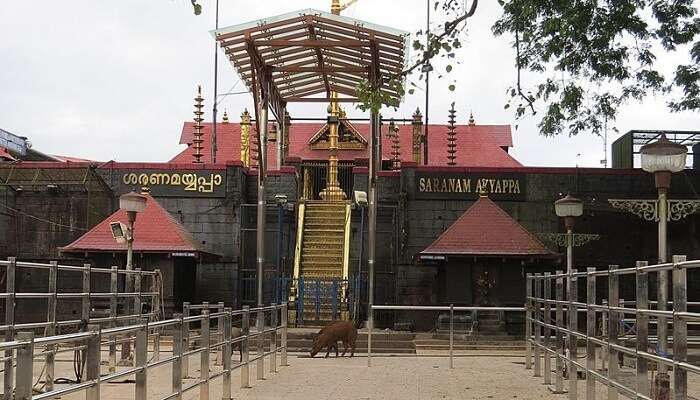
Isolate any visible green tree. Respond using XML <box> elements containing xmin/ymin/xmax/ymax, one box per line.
<box><xmin>364</xmin><ymin>0</ymin><xmax>699</xmax><ymax>137</ymax></box>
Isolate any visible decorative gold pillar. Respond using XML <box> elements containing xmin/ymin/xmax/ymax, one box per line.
<box><xmin>319</xmin><ymin>94</ymin><xmax>346</xmax><ymax>201</ymax></box>
<box><xmin>389</xmin><ymin>119</ymin><xmax>401</xmax><ymax>170</ymax></box>
<box><xmin>412</xmin><ymin>108</ymin><xmax>424</xmax><ymax>164</ymax></box>
<box><xmin>240</xmin><ymin>109</ymin><xmax>251</xmax><ymax>167</ymax></box>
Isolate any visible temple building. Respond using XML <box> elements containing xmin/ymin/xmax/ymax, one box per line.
<box><xmin>1</xmin><ymin>5</ymin><xmax>699</xmax><ymax>329</ymax></box>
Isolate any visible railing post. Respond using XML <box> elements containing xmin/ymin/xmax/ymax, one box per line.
<box><xmin>135</xmin><ymin>321</ymin><xmax>148</xmax><ymax>400</ymax></box>
<box><xmin>182</xmin><ymin>302</ymin><xmax>190</xmax><ymax>379</ymax></box>
<box><xmin>568</xmin><ymin>269</ymin><xmax>579</xmax><ymax>400</ymax></box>
<box><xmin>533</xmin><ymin>273</ymin><xmax>542</xmax><ymax>377</ymax></box>
<box><xmin>449</xmin><ymin>303</ymin><xmax>454</xmax><ymax>369</ymax></box>
<box><xmin>256</xmin><ymin>308</ymin><xmax>265</xmax><ymax>380</ymax></box>
<box><xmin>45</xmin><ymin>260</ymin><xmax>58</xmax><ymax>392</ymax></box>
<box><xmin>281</xmin><ymin>302</ymin><xmax>288</xmax><ymax>366</ymax></box>
<box><xmin>315</xmin><ymin>280</ymin><xmax>321</xmax><ymax>321</ymax></box>
<box><xmin>297</xmin><ymin>276</ymin><xmax>304</xmax><ymax>324</ymax></box>
<box><xmin>222</xmin><ymin>308</ymin><xmax>232</xmax><ymax>400</ymax></box>
<box><xmin>607</xmin><ymin>265</ymin><xmax>619</xmax><ymax>400</ymax></box>
<box><xmin>368</xmin><ymin>305</ymin><xmax>373</xmax><ymax>367</ymax></box>
<box><xmin>172</xmin><ymin>314</ymin><xmax>183</xmax><ymax>400</ymax></box>
<box><xmin>15</xmin><ymin>332</ymin><xmax>34</xmax><ymax>400</ymax></box>
<box><xmin>672</xmin><ymin>255</ymin><xmax>687</xmax><ymax>400</ymax></box>
<box><xmin>86</xmin><ymin>325</ymin><xmax>101</xmax><ymax>400</ymax></box>
<box><xmin>554</xmin><ymin>271</ymin><xmax>565</xmax><ymax>394</ymax></box>
<box><xmin>82</xmin><ymin>263</ymin><xmax>91</xmax><ymax>324</ymax></box>
<box><xmin>525</xmin><ymin>274</ymin><xmax>532</xmax><ymax>370</ymax></box>
<box><xmin>135</xmin><ymin>268</ymin><xmax>143</xmax><ymax>318</ymax></box>
<box><xmin>270</xmin><ymin>303</ymin><xmax>277</xmax><ymax>373</ymax></box>
<box><xmin>153</xmin><ymin>269</ymin><xmax>162</xmax><ymax>320</ymax></box>
<box><xmin>4</xmin><ymin>257</ymin><xmax>16</xmax><ymax>400</ymax></box>
<box><xmin>241</xmin><ymin>306</ymin><xmax>250</xmax><ymax>389</ymax></box>
<box><xmin>200</xmin><ymin>310</ymin><xmax>210</xmax><ymax>400</ymax></box>
<box><xmin>635</xmin><ymin>261</ymin><xmax>650</xmax><ymax>398</ymax></box>
<box><xmin>586</xmin><ymin>267</ymin><xmax>597</xmax><ymax>400</ymax></box>
<box><xmin>153</xmin><ymin>331</ymin><xmax>160</xmax><ymax>362</ymax></box>
<box><xmin>217</xmin><ymin>301</ymin><xmax>225</xmax><ymax>365</ymax></box>
<box><xmin>331</xmin><ymin>281</ymin><xmax>338</xmax><ymax>320</ymax></box>
<box><xmin>543</xmin><ymin>272</ymin><xmax>552</xmax><ymax>386</ymax></box>
<box><xmin>109</xmin><ymin>266</ymin><xmax>118</xmax><ymax>373</ymax></box>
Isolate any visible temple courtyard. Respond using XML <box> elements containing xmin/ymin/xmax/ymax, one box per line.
<box><xmin>33</xmin><ymin>351</ymin><xmax>700</xmax><ymax>399</ymax></box>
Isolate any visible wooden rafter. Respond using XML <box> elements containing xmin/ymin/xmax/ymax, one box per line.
<box><xmin>306</xmin><ymin>17</ymin><xmax>331</xmax><ymax>97</ymax></box>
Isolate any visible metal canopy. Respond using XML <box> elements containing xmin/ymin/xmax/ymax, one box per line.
<box><xmin>213</xmin><ymin>8</ymin><xmax>410</xmax><ymax>120</ymax></box>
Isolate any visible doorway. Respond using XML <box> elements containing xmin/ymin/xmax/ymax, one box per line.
<box><xmin>173</xmin><ymin>258</ymin><xmax>196</xmax><ymax>310</ymax></box>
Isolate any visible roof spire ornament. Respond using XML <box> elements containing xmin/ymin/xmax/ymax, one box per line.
<box><xmin>389</xmin><ymin>119</ymin><xmax>401</xmax><ymax>171</ymax></box>
<box><xmin>468</xmin><ymin>110</ymin><xmax>475</xmax><ymax>125</ymax></box>
<box><xmin>222</xmin><ymin>110</ymin><xmax>229</xmax><ymax>123</ymax></box>
<box><xmin>447</xmin><ymin>103</ymin><xmax>457</xmax><ymax>166</ymax></box>
<box><xmin>192</xmin><ymin>85</ymin><xmax>205</xmax><ymax>163</ymax></box>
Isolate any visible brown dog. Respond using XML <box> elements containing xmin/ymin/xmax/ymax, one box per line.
<box><xmin>310</xmin><ymin>320</ymin><xmax>357</xmax><ymax>358</ymax></box>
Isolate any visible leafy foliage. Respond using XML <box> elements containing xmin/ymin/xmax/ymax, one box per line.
<box><xmin>492</xmin><ymin>0</ymin><xmax>700</xmax><ymax>136</ymax></box>
<box><xmin>358</xmin><ymin>0</ymin><xmax>699</xmax><ymax>138</ymax></box>
<box><xmin>356</xmin><ymin>0</ymin><xmax>477</xmax><ymax>114</ymax></box>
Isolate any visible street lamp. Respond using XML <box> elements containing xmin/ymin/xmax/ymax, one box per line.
<box><xmin>554</xmin><ymin>194</ymin><xmax>584</xmax><ymax>276</ymax></box>
<box><xmin>117</xmin><ymin>191</ymin><xmax>147</xmax><ymax>363</ymax></box>
<box><xmin>119</xmin><ymin>192</ymin><xmax>148</xmax><ymax>275</ymax></box>
<box><xmin>639</xmin><ymin>133</ymin><xmax>687</xmax><ymax>371</ymax></box>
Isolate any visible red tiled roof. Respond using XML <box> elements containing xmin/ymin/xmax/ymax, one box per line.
<box><xmin>50</xmin><ymin>155</ymin><xmax>97</xmax><ymax>163</ymax></box>
<box><xmin>61</xmin><ymin>194</ymin><xmax>207</xmax><ymax>254</ymax></box>
<box><xmin>421</xmin><ymin>196</ymin><xmax>551</xmax><ymax>256</ymax></box>
<box><xmin>170</xmin><ymin>121</ymin><xmax>520</xmax><ymax>168</ymax></box>
<box><xmin>0</xmin><ymin>147</ymin><xmax>16</xmax><ymax>161</ymax></box>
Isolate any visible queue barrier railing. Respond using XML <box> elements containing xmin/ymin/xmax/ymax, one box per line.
<box><xmin>368</xmin><ymin>305</ymin><xmax>525</xmax><ymax>368</ymax></box>
<box><xmin>0</xmin><ymin>303</ymin><xmax>289</xmax><ymax>400</ymax></box>
<box><xmin>525</xmin><ymin>255</ymin><xmax>700</xmax><ymax>400</ymax></box>
<box><xmin>0</xmin><ymin>257</ymin><xmax>161</xmax><ymax>398</ymax></box>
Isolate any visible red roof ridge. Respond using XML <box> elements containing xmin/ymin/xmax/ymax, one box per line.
<box><xmin>421</xmin><ymin>196</ymin><xmax>551</xmax><ymax>256</ymax></box>
<box><xmin>62</xmin><ymin>193</ymin><xmax>212</xmax><ymax>254</ymax></box>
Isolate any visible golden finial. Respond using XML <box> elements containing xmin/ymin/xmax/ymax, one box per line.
<box><xmin>331</xmin><ymin>0</ymin><xmax>358</xmax><ymax>15</ymax></box>
<box><xmin>447</xmin><ymin>103</ymin><xmax>457</xmax><ymax>166</ymax></box>
<box><xmin>222</xmin><ymin>110</ymin><xmax>229</xmax><ymax>123</ymax></box>
<box><xmin>192</xmin><ymin>85</ymin><xmax>205</xmax><ymax>163</ymax></box>
<box><xmin>390</xmin><ymin>119</ymin><xmax>401</xmax><ymax>170</ymax></box>
<box><xmin>468</xmin><ymin>110</ymin><xmax>475</xmax><ymax>125</ymax></box>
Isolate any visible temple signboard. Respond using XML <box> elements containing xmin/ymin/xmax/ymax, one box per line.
<box><xmin>119</xmin><ymin>170</ymin><xmax>226</xmax><ymax>197</ymax></box>
<box><xmin>414</xmin><ymin>172</ymin><xmax>526</xmax><ymax>201</ymax></box>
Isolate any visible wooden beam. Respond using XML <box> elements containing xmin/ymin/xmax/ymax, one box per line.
<box><xmin>306</xmin><ymin>18</ymin><xmax>331</xmax><ymax>98</ymax></box>
<box><xmin>253</xmin><ymin>39</ymin><xmax>369</xmax><ymax>48</ymax></box>
<box><xmin>286</xmin><ymin>97</ymin><xmax>359</xmax><ymax>103</ymax></box>
<box><xmin>216</xmin><ymin>15</ymin><xmax>307</xmax><ymax>41</ymax></box>
<box><xmin>270</xmin><ymin>66</ymin><xmax>368</xmax><ymax>73</ymax></box>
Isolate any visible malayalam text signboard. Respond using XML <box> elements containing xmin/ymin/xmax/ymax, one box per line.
<box><xmin>120</xmin><ymin>170</ymin><xmax>226</xmax><ymax>197</ymax></box>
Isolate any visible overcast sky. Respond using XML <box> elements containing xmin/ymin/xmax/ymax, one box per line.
<box><xmin>1</xmin><ymin>0</ymin><xmax>697</xmax><ymax>167</ymax></box>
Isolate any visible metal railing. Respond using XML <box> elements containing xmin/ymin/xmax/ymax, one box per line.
<box><xmin>525</xmin><ymin>256</ymin><xmax>700</xmax><ymax>400</ymax></box>
<box><xmin>368</xmin><ymin>305</ymin><xmax>525</xmax><ymax>367</ymax></box>
<box><xmin>0</xmin><ymin>257</ymin><xmax>160</xmax><ymax>397</ymax></box>
<box><xmin>1</xmin><ymin>302</ymin><xmax>289</xmax><ymax>400</ymax></box>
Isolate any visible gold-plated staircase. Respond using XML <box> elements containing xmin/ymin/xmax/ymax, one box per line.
<box><xmin>293</xmin><ymin>201</ymin><xmax>351</xmax><ymax>323</ymax></box>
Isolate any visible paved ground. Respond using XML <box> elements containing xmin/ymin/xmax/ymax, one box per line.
<box><xmin>21</xmin><ymin>350</ymin><xmax>699</xmax><ymax>399</ymax></box>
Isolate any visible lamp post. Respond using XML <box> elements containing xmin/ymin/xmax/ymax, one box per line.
<box><xmin>274</xmin><ymin>194</ymin><xmax>288</xmax><ymax>304</ymax></box>
<box><xmin>353</xmin><ymin>191</ymin><xmax>368</xmax><ymax>322</ymax></box>
<box><xmin>118</xmin><ymin>191</ymin><xmax>147</xmax><ymax>362</ymax></box>
<box><xmin>554</xmin><ymin>194</ymin><xmax>584</xmax><ymax>276</ymax></box>
<box><xmin>639</xmin><ymin>133</ymin><xmax>687</xmax><ymax>371</ymax></box>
